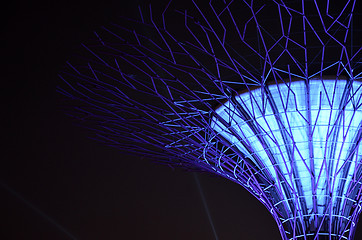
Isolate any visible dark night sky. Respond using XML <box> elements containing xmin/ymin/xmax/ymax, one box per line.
<box><xmin>2</xmin><ymin>1</ymin><xmax>362</xmax><ymax>240</ymax></box>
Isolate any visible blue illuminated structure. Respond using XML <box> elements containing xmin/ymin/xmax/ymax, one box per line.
<box><xmin>213</xmin><ymin>79</ymin><xmax>362</xmax><ymax>238</ymax></box>
<box><xmin>60</xmin><ymin>0</ymin><xmax>362</xmax><ymax>239</ymax></box>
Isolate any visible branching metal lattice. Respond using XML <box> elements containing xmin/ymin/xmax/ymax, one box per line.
<box><xmin>59</xmin><ymin>0</ymin><xmax>362</xmax><ymax>239</ymax></box>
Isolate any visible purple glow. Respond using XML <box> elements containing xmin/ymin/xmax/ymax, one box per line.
<box><xmin>59</xmin><ymin>1</ymin><xmax>362</xmax><ymax>239</ymax></box>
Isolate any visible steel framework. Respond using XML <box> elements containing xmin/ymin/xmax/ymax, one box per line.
<box><xmin>59</xmin><ymin>0</ymin><xmax>362</xmax><ymax>239</ymax></box>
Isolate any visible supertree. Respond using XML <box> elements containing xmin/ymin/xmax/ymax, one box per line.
<box><xmin>59</xmin><ymin>0</ymin><xmax>362</xmax><ymax>239</ymax></box>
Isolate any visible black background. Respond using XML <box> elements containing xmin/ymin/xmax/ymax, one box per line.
<box><xmin>2</xmin><ymin>0</ymin><xmax>362</xmax><ymax>239</ymax></box>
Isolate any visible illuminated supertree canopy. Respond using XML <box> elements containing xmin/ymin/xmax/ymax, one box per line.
<box><xmin>59</xmin><ymin>0</ymin><xmax>362</xmax><ymax>239</ymax></box>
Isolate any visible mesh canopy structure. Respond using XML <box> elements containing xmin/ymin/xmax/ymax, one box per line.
<box><xmin>213</xmin><ymin>79</ymin><xmax>362</xmax><ymax>238</ymax></box>
<box><xmin>59</xmin><ymin>0</ymin><xmax>362</xmax><ymax>239</ymax></box>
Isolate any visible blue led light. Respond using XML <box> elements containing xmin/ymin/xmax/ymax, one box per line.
<box><xmin>212</xmin><ymin>79</ymin><xmax>362</xmax><ymax>235</ymax></box>
<box><xmin>60</xmin><ymin>0</ymin><xmax>362</xmax><ymax>238</ymax></box>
